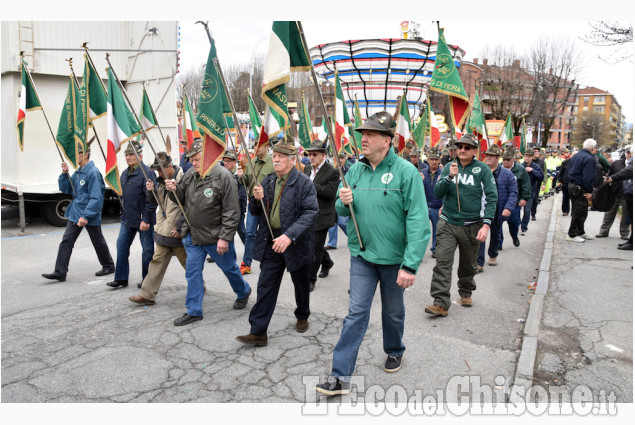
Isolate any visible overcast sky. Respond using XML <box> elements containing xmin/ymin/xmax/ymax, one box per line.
<box><xmin>178</xmin><ymin>19</ymin><xmax>634</xmax><ymax>123</ymax></box>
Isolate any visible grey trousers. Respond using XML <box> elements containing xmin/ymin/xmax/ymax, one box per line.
<box><xmin>599</xmin><ymin>197</ymin><xmax>630</xmax><ymax>238</ymax></box>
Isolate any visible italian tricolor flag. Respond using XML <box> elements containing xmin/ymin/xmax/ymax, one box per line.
<box><xmin>334</xmin><ymin>68</ymin><xmax>352</xmax><ymax>154</ymax></box>
<box><xmin>16</xmin><ymin>59</ymin><xmax>42</xmax><ymax>151</ymax></box>
<box><xmin>428</xmin><ymin>97</ymin><xmax>441</xmax><ymax>148</ymax></box>
<box><xmin>139</xmin><ymin>88</ymin><xmax>157</xmax><ymax>133</ymax></box>
<box><xmin>256</xmin><ymin>105</ymin><xmax>284</xmax><ymax>152</ymax></box>
<box><xmin>106</xmin><ymin>68</ymin><xmax>141</xmax><ymax>195</ymax></box>
<box><xmin>497</xmin><ymin>113</ymin><xmax>514</xmax><ymax>147</ymax></box>
<box><xmin>395</xmin><ymin>95</ymin><xmax>411</xmax><ymax>155</ymax></box>
<box><xmin>182</xmin><ymin>92</ymin><xmax>200</xmax><ymax>149</ymax></box>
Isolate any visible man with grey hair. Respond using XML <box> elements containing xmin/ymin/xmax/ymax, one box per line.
<box><xmin>566</xmin><ymin>138</ymin><xmax>598</xmax><ymax>242</ymax></box>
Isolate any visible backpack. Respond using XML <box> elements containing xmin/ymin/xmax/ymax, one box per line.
<box><xmin>592</xmin><ymin>181</ymin><xmax>615</xmax><ymax>212</ymax></box>
<box><xmin>592</xmin><ymin>160</ymin><xmax>605</xmax><ymax>189</ymax></box>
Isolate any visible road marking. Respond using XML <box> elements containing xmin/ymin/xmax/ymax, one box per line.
<box><xmin>86</xmin><ymin>280</ymin><xmax>104</xmax><ymax>285</ymax></box>
<box><xmin>605</xmin><ymin>344</ymin><xmax>624</xmax><ymax>353</ymax></box>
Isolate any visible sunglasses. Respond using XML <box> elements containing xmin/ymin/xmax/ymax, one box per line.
<box><xmin>456</xmin><ymin>144</ymin><xmax>474</xmax><ymax>151</ymax></box>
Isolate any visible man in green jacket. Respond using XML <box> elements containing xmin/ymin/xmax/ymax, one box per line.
<box><xmin>425</xmin><ymin>134</ymin><xmax>498</xmax><ymax>316</ymax></box>
<box><xmin>316</xmin><ymin>111</ymin><xmax>430</xmax><ymax>397</ymax></box>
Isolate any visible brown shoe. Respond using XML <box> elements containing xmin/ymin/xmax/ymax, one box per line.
<box><xmin>424</xmin><ymin>305</ymin><xmax>448</xmax><ymax>316</ymax></box>
<box><xmin>296</xmin><ymin>319</ymin><xmax>309</xmax><ymax>333</ymax></box>
<box><xmin>129</xmin><ymin>295</ymin><xmax>155</xmax><ymax>305</ymax></box>
<box><xmin>477</xmin><ymin>265</ymin><xmax>484</xmax><ymax>273</ymax></box>
<box><xmin>460</xmin><ymin>296</ymin><xmax>473</xmax><ymax>307</ymax></box>
<box><xmin>488</xmin><ymin>257</ymin><xmax>497</xmax><ymax>266</ymax></box>
<box><xmin>235</xmin><ymin>333</ymin><xmax>268</xmax><ymax>347</ymax></box>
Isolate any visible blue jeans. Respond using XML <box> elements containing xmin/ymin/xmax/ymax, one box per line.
<box><xmin>326</xmin><ymin>215</ymin><xmax>349</xmax><ymax>248</ymax></box>
<box><xmin>500</xmin><ymin>205</ymin><xmax>522</xmax><ymax>247</ymax></box>
<box><xmin>428</xmin><ymin>207</ymin><xmax>440</xmax><ymax>253</ymax></box>
<box><xmin>183</xmin><ymin>234</ymin><xmax>250</xmax><ymax>317</ymax></box>
<box><xmin>114</xmin><ymin>223</ymin><xmax>154</xmax><ymax>281</ymax></box>
<box><xmin>242</xmin><ymin>206</ymin><xmax>259</xmax><ymax>266</ymax></box>
<box><xmin>237</xmin><ymin>210</ymin><xmax>246</xmax><ymax>245</ymax></box>
<box><xmin>331</xmin><ymin>256</ymin><xmax>405</xmax><ymax>382</ymax></box>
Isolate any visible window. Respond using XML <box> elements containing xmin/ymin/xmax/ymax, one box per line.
<box><xmin>594</xmin><ymin>95</ymin><xmax>605</xmax><ymax>103</ymax></box>
<box><xmin>583</xmin><ymin>96</ymin><xmax>589</xmax><ymax>102</ymax></box>
<box><xmin>583</xmin><ymin>106</ymin><xmax>588</xmax><ymax>112</ymax></box>
<box><xmin>594</xmin><ymin>106</ymin><xmax>605</xmax><ymax>113</ymax></box>
<box><xmin>573</xmin><ymin>106</ymin><xmax>578</xmax><ymax>113</ymax></box>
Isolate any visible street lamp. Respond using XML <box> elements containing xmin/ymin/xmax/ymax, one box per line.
<box><xmin>585</xmin><ymin>123</ymin><xmax>599</xmax><ymax>139</ymax></box>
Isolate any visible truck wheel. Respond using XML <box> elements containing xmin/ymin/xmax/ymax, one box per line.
<box><xmin>40</xmin><ymin>198</ymin><xmax>71</xmax><ymax>227</ymax></box>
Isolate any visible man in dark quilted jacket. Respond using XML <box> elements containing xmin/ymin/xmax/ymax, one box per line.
<box><xmin>236</xmin><ymin>136</ymin><xmax>318</xmax><ymax>346</ymax></box>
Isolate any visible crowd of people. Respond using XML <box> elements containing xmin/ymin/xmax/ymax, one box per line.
<box><xmin>41</xmin><ymin>111</ymin><xmax>633</xmax><ymax>397</ymax></box>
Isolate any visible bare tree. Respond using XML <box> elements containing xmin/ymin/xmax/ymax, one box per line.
<box><xmin>526</xmin><ymin>36</ymin><xmax>581</xmax><ymax>147</ymax></box>
<box><xmin>571</xmin><ymin>111</ymin><xmax>611</xmax><ymax>147</ymax></box>
<box><xmin>176</xmin><ymin>64</ymin><xmax>205</xmax><ymax>112</ymax></box>
<box><xmin>581</xmin><ymin>21</ymin><xmax>633</xmax><ymax>63</ymax></box>
<box><xmin>222</xmin><ymin>54</ymin><xmax>267</xmax><ymax>114</ymax></box>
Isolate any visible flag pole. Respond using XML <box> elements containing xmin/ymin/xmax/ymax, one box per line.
<box><xmin>67</xmin><ymin>57</ymin><xmax>125</xmax><ymax>212</ymax></box>
<box><xmin>104</xmin><ymin>54</ymin><xmax>178</xmax><ymax>221</ymax></box>
<box><xmin>196</xmin><ymin>21</ymin><xmax>275</xmax><ymax>240</ymax></box>
<box><xmin>20</xmin><ymin>53</ymin><xmax>76</xmax><ymax>197</ymax></box>
<box><xmin>296</xmin><ymin>21</ymin><xmax>364</xmax><ymax>250</ymax></box>
<box><xmin>139</xmin><ymin>80</ymin><xmax>169</xmax><ymax>151</ymax></box>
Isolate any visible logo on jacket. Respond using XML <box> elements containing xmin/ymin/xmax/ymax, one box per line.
<box><xmin>204</xmin><ymin>188</ymin><xmax>213</xmax><ymax>198</ymax></box>
<box><xmin>80</xmin><ymin>180</ymin><xmax>86</xmax><ymax>186</ymax></box>
<box><xmin>381</xmin><ymin>173</ymin><xmax>394</xmax><ymax>184</ymax></box>
<box><xmin>472</xmin><ymin>167</ymin><xmax>481</xmax><ymax>174</ymax></box>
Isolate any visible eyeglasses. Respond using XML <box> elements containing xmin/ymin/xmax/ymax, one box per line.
<box><xmin>456</xmin><ymin>144</ymin><xmax>473</xmax><ymax>151</ymax></box>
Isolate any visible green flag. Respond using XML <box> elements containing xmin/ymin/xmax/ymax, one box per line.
<box><xmin>56</xmin><ymin>76</ymin><xmax>81</xmax><ymax>168</ymax></box>
<box><xmin>197</xmin><ymin>37</ymin><xmax>228</xmax><ymax>178</ymax></box>
<box><xmin>84</xmin><ymin>55</ymin><xmax>107</xmax><ymax>124</ymax></box>
<box><xmin>410</xmin><ymin>113</ymin><xmax>427</xmax><ymax>150</ymax></box>
<box><xmin>467</xmin><ymin>89</ymin><xmax>487</xmax><ymax>140</ymax></box>
<box><xmin>17</xmin><ymin>59</ymin><xmax>42</xmax><ymax>151</ymax></box>
<box><xmin>297</xmin><ymin>91</ymin><xmax>313</xmax><ymax>149</ymax></box>
<box><xmin>75</xmin><ymin>70</ymin><xmax>89</xmax><ymax>153</ymax></box>
<box><xmin>429</xmin><ymin>28</ymin><xmax>470</xmax><ymax>132</ymax></box>
<box><xmin>248</xmin><ymin>91</ymin><xmax>262</xmax><ymax>140</ymax></box>
<box><xmin>520</xmin><ymin>118</ymin><xmax>527</xmax><ymax>155</ymax></box>
<box><xmin>496</xmin><ymin>113</ymin><xmax>514</xmax><ymax>147</ymax></box>
<box><xmin>352</xmin><ymin>97</ymin><xmax>363</xmax><ymax>151</ymax></box>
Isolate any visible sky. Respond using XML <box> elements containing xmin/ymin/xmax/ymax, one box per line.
<box><xmin>178</xmin><ymin>19</ymin><xmax>634</xmax><ymax>124</ymax></box>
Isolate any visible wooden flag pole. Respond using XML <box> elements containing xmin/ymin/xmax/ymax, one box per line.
<box><xmin>140</xmin><ymin>80</ymin><xmax>170</xmax><ymax>152</ymax></box>
<box><xmin>21</xmin><ymin>53</ymin><xmax>76</xmax><ymax>197</ymax></box>
<box><xmin>296</xmin><ymin>21</ymin><xmax>364</xmax><ymax>250</ymax></box>
<box><xmin>196</xmin><ymin>21</ymin><xmax>274</xmax><ymax>240</ymax></box>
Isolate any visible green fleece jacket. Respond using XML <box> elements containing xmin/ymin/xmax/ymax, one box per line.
<box><xmin>435</xmin><ymin>157</ymin><xmax>498</xmax><ymax>226</ymax></box>
<box><xmin>335</xmin><ymin>148</ymin><xmax>430</xmax><ymax>274</ymax></box>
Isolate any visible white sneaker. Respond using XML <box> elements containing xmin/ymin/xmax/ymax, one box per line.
<box><xmin>567</xmin><ymin>236</ymin><xmax>585</xmax><ymax>243</ymax></box>
<box><xmin>580</xmin><ymin>234</ymin><xmax>595</xmax><ymax>240</ymax></box>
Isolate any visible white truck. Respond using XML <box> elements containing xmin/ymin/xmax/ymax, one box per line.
<box><xmin>1</xmin><ymin>21</ymin><xmax>178</xmax><ymax>228</ymax></box>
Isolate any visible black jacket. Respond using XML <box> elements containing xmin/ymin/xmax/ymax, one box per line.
<box><xmin>120</xmin><ymin>163</ymin><xmax>157</xmax><ymax>228</ymax></box>
<box><xmin>250</xmin><ymin>167</ymin><xmax>318</xmax><ymax>271</ymax></box>
<box><xmin>304</xmin><ymin>161</ymin><xmax>339</xmax><ymax>231</ymax></box>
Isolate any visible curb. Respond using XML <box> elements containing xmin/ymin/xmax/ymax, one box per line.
<box><xmin>511</xmin><ymin>196</ymin><xmax>558</xmax><ymax>390</ymax></box>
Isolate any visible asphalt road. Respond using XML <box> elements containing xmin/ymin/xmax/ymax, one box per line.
<box><xmin>2</xmin><ymin>194</ymin><xmax>629</xmax><ymax>412</ymax></box>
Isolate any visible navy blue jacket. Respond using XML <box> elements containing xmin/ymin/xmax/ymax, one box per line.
<box><xmin>120</xmin><ymin>163</ymin><xmax>157</xmax><ymax>228</ymax></box>
<box><xmin>523</xmin><ymin>160</ymin><xmax>544</xmax><ymax>196</ymax></box>
<box><xmin>58</xmin><ymin>161</ymin><xmax>105</xmax><ymax>226</ymax></box>
<box><xmin>250</xmin><ymin>167</ymin><xmax>318</xmax><ymax>272</ymax></box>
<box><xmin>492</xmin><ymin>164</ymin><xmax>518</xmax><ymax>221</ymax></box>
<box><xmin>422</xmin><ymin>166</ymin><xmax>443</xmax><ymax>209</ymax></box>
<box><xmin>568</xmin><ymin>148</ymin><xmax>597</xmax><ymax>193</ymax></box>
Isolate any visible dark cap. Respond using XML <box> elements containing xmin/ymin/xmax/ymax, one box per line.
<box><xmin>354</xmin><ymin>111</ymin><xmax>395</xmax><ymax>136</ymax></box>
<box><xmin>124</xmin><ymin>140</ymin><xmax>142</xmax><ymax>154</ymax></box>
<box><xmin>409</xmin><ymin>146</ymin><xmax>421</xmax><ymax>156</ymax></box>
<box><xmin>305</xmin><ymin>139</ymin><xmax>328</xmax><ymax>152</ymax></box>
<box><xmin>222</xmin><ymin>150</ymin><xmax>238</xmax><ymax>161</ymax></box>
<box><xmin>150</xmin><ymin>151</ymin><xmax>172</xmax><ymax>170</ymax></box>
<box><xmin>502</xmin><ymin>147</ymin><xmax>515</xmax><ymax>160</ymax></box>
<box><xmin>405</xmin><ymin>141</ymin><xmax>414</xmax><ymax>149</ymax></box>
<box><xmin>484</xmin><ymin>144</ymin><xmax>502</xmax><ymax>156</ymax></box>
<box><xmin>428</xmin><ymin>148</ymin><xmax>440</xmax><ymax>159</ymax></box>
<box><xmin>187</xmin><ymin>140</ymin><xmax>202</xmax><ymax>157</ymax></box>
<box><xmin>272</xmin><ymin>136</ymin><xmax>297</xmax><ymax>155</ymax></box>
<box><xmin>77</xmin><ymin>144</ymin><xmax>91</xmax><ymax>154</ymax></box>
<box><xmin>457</xmin><ymin>134</ymin><xmax>479</xmax><ymax>148</ymax></box>
<box><xmin>338</xmin><ymin>152</ymin><xmax>347</xmax><ymax>159</ymax></box>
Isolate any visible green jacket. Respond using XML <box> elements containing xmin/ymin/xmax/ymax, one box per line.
<box><xmin>509</xmin><ymin>162</ymin><xmax>533</xmax><ymax>203</ymax></box>
<box><xmin>435</xmin><ymin>158</ymin><xmax>498</xmax><ymax>226</ymax></box>
<box><xmin>335</xmin><ymin>148</ymin><xmax>430</xmax><ymax>274</ymax></box>
<box><xmin>240</xmin><ymin>154</ymin><xmax>274</xmax><ymax>197</ymax></box>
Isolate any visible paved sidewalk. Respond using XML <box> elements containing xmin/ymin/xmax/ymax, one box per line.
<box><xmin>531</xmin><ymin>195</ymin><xmax>633</xmax><ymax>403</ymax></box>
